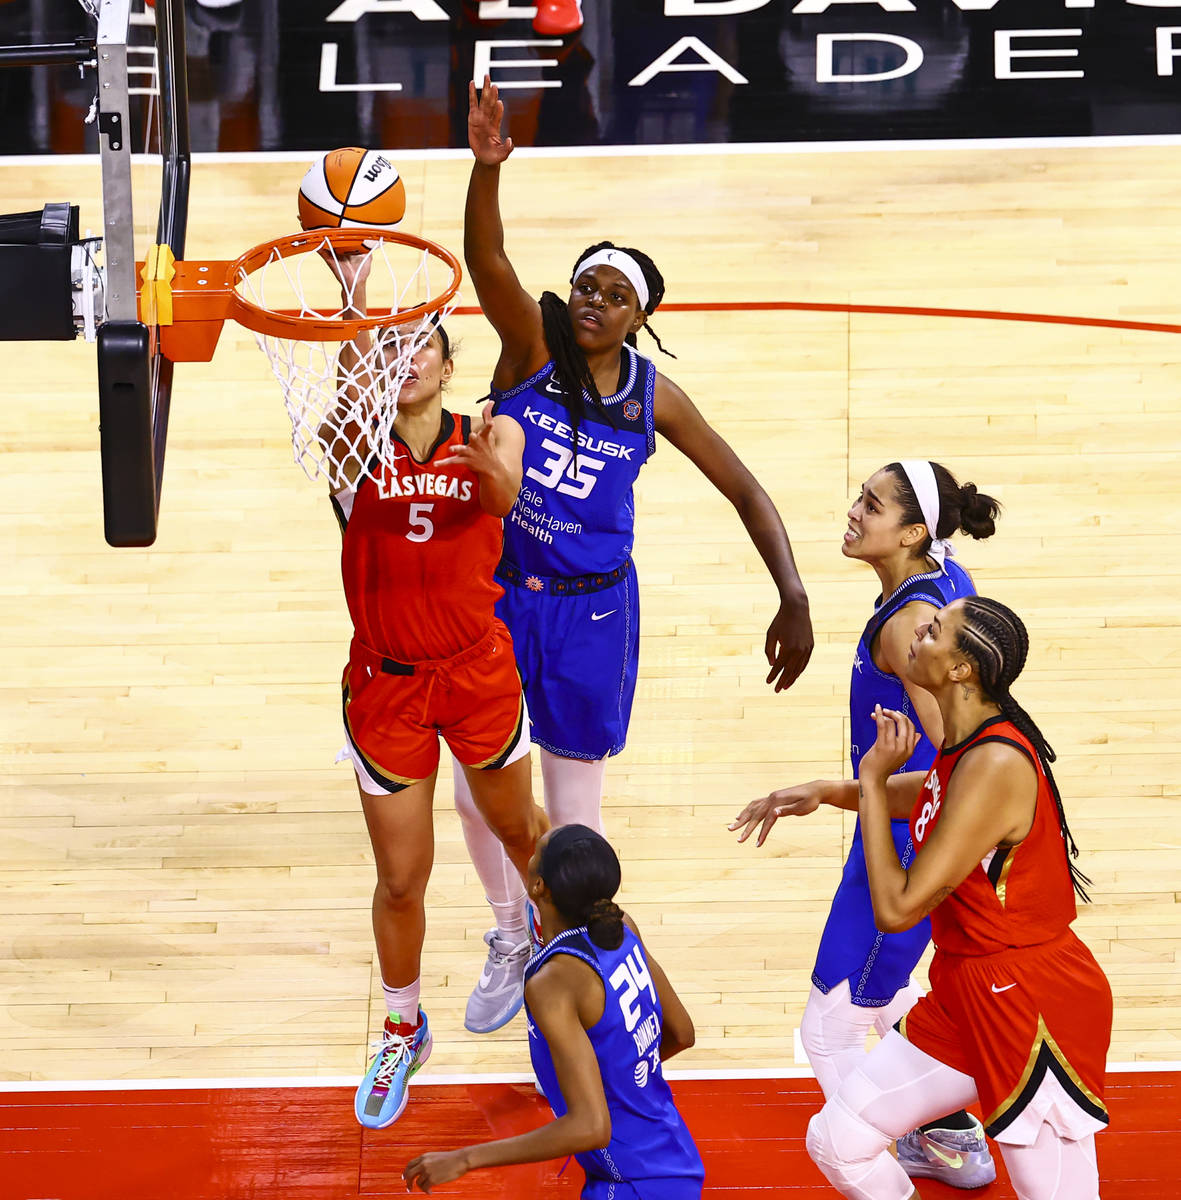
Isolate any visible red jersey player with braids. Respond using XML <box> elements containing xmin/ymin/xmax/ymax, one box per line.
<box><xmin>322</xmin><ymin>254</ymin><xmax>547</xmax><ymax>1131</ymax></box>
<box><xmin>804</xmin><ymin>596</ymin><xmax>1111</xmax><ymax>1200</ymax></box>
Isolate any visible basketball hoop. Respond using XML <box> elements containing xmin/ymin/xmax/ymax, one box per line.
<box><xmin>140</xmin><ymin>227</ymin><xmax>462</xmax><ymax>493</ymax></box>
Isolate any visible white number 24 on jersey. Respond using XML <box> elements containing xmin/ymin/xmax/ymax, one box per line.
<box><xmin>609</xmin><ymin>948</ymin><xmax>657</xmax><ymax>1033</ymax></box>
<box><xmin>526</xmin><ymin>437</ymin><xmax>606</xmax><ymax>499</ymax></box>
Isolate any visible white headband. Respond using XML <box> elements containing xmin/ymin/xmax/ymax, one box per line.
<box><xmin>899</xmin><ymin>459</ymin><xmax>956</xmax><ymax>571</ymax></box>
<box><xmin>573</xmin><ymin>249</ymin><xmax>650</xmax><ymax>311</ymax></box>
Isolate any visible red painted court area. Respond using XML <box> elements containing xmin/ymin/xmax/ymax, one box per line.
<box><xmin>2</xmin><ymin>1073</ymin><xmax>1178</xmax><ymax>1199</ymax></box>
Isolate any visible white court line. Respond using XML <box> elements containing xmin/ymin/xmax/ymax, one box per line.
<box><xmin>1</xmin><ymin>1061</ymin><xmax>1177</xmax><ymax>1093</ymax></box>
<box><xmin>9</xmin><ymin>131</ymin><xmax>1181</xmax><ymax>171</ymax></box>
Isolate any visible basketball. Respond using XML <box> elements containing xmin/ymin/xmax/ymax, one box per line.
<box><xmin>297</xmin><ymin>147</ymin><xmax>406</xmax><ymax>232</ymax></box>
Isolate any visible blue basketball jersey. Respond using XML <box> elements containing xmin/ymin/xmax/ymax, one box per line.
<box><xmin>848</xmin><ymin>559</ymin><xmax>974</xmax><ymax>774</ymax></box>
<box><xmin>525</xmin><ymin>927</ymin><xmax>704</xmax><ymax>1196</ymax></box>
<box><xmin>813</xmin><ymin>560</ymin><xmax>976</xmax><ymax>1005</ymax></box>
<box><xmin>491</xmin><ymin>347</ymin><xmax>657</xmax><ymax>577</ymax></box>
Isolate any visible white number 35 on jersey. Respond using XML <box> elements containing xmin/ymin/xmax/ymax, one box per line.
<box><xmin>526</xmin><ymin>437</ymin><xmax>606</xmax><ymax>499</ymax></box>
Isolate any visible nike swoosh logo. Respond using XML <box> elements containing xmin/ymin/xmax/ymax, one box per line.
<box><xmin>991</xmin><ymin>982</ymin><xmax>1017</xmax><ymax>994</ymax></box>
<box><xmin>591</xmin><ymin>610</ymin><xmax>616</xmax><ymax>621</ymax></box>
<box><xmin>925</xmin><ymin>1144</ymin><xmax>964</xmax><ymax>1169</ymax></box>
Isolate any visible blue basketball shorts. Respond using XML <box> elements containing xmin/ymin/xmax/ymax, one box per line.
<box><xmin>495</xmin><ymin>563</ymin><xmax>640</xmax><ymax>761</ymax></box>
<box><xmin>811</xmin><ymin>816</ymin><xmax>932</xmax><ymax>1007</ymax></box>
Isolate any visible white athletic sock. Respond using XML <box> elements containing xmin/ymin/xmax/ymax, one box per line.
<box><xmin>540</xmin><ymin>747</ymin><xmax>607</xmax><ymax>831</ymax></box>
<box><xmin>382</xmin><ymin>978</ymin><xmax>421</xmax><ymax>1027</ymax></box>
<box><xmin>453</xmin><ymin>757</ymin><xmax>527</xmax><ymax>923</ymax></box>
<box><xmin>491</xmin><ymin>897</ymin><xmax>528</xmax><ymax>941</ymax></box>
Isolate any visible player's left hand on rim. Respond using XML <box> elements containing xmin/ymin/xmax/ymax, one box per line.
<box><xmin>859</xmin><ymin>704</ymin><xmax>918</xmax><ymax>782</ymax></box>
<box><xmin>403</xmin><ymin>1148</ymin><xmax>470</xmax><ymax>1193</ymax></box>
<box><xmin>764</xmin><ymin>595</ymin><xmax>814</xmax><ymax>692</ymax></box>
<box><xmin>437</xmin><ymin>401</ymin><xmax>499</xmax><ymax>474</ymax></box>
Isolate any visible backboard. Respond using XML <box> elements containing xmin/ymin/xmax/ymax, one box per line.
<box><xmin>95</xmin><ymin>0</ymin><xmax>189</xmax><ymax>547</ymax></box>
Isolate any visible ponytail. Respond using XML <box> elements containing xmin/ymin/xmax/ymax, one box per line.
<box><xmin>585</xmin><ymin>896</ymin><xmax>626</xmax><ymax>951</ymax></box>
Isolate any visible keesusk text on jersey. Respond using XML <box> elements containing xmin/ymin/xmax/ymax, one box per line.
<box><xmin>522</xmin><ymin>406</ymin><xmax>635</xmax><ymax>460</ymax></box>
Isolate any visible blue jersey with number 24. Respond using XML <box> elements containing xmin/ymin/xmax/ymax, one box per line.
<box><xmin>491</xmin><ymin>346</ymin><xmax>657</xmax><ymax>577</ymax></box>
<box><xmin>525</xmin><ymin>926</ymin><xmax>704</xmax><ymax>1196</ymax></box>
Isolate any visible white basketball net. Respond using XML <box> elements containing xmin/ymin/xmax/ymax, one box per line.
<box><xmin>235</xmin><ymin>234</ymin><xmax>459</xmax><ymax>495</ymax></box>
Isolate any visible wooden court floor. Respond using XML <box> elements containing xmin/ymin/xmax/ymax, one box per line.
<box><xmin>0</xmin><ymin>143</ymin><xmax>1179</xmax><ymax>1097</ymax></box>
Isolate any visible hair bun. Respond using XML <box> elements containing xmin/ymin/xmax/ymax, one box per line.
<box><xmin>958</xmin><ymin>481</ymin><xmax>1001</xmax><ymax>541</ymax></box>
<box><xmin>585</xmin><ymin>897</ymin><xmax>626</xmax><ymax>951</ymax></box>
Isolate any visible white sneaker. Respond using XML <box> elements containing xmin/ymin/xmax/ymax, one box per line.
<box><xmin>897</xmin><ymin>1116</ymin><xmax>996</xmax><ymax>1190</ymax></box>
<box><xmin>464</xmin><ymin>930</ymin><xmax>530</xmax><ymax>1034</ymax></box>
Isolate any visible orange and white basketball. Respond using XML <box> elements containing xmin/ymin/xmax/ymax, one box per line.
<box><xmin>297</xmin><ymin>148</ymin><xmax>406</xmax><ymax>232</ymax></box>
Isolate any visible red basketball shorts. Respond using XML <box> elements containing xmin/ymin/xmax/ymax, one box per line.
<box><xmin>899</xmin><ymin>929</ymin><xmax>1111</xmax><ymax>1139</ymax></box>
<box><xmin>341</xmin><ymin>621</ymin><xmax>530</xmax><ymax>793</ymax></box>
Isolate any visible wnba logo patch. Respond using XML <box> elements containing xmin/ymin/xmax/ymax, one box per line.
<box><xmin>623</xmin><ymin>400</ymin><xmax>641</xmax><ymax>421</ymax></box>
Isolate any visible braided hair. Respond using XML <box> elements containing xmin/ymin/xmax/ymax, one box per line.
<box><xmin>539</xmin><ymin>824</ymin><xmax>626</xmax><ymax>950</ymax></box>
<box><xmin>955</xmin><ymin>597</ymin><xmax>1092</xmax><ymax>902</ymax></box>
<box><xmin>537</xmin><ymin>240</ymin><xmax>675</xmax><ymax>461</ymax></box>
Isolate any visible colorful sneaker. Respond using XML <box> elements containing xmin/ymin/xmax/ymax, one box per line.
<box><xmin>897</xmin><ymin>1117</ymin><xmax>996</xmax><ymax>1190</ymax></box>
<box><xmin>527</xmin><ymin>899</ymin><xmax>543</xmax><ymax>952</ymax></box>
<box><xmin>464</xmin><ymin>930</ymin><xmax>530</xmax><ymax>1034</ymax></box>
<box><xmin>354</xmin><ymin>1008</ymin><xmax>432</xmax><ymax>1129</ymax></box>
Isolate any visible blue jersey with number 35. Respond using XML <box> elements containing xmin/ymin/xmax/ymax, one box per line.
<box><xmin>525</xmin><ymin>927</ymin><xmax>704</xmax><ymax>1195</ymax></box>
<box><xmin>491</xmin><ymin>347</ymin><xmax>657</xmax><ymax>577</ymax></box>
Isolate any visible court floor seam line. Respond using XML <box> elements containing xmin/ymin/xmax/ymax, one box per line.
<box><xmin>0</xmin><ymin>1061</ymin><xmax>1176</xmax><ymax>1093</ymax></box>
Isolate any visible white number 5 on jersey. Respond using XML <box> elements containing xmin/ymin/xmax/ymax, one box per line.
<box><xmin>609</xmin><ymin>948</ymin><xmax>657</xmax><ymax>1033</ymax></box>
<box><xmin>406</xmin><ymin>502</ymin><xmax>434</xmax><ymax>542</ymax></box>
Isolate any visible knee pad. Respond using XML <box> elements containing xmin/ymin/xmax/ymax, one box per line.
<box><xmin>805</xmin><ymin>1107</ymin><xmax>837</xmax><ymax>1170</ymax></box>
<box><xmin>806</xmin><ymin>1099</ymin><xmax>900</xmax><ymax>1197</ymax></box>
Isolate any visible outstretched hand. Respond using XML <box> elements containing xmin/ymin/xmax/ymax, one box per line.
<box><xmin>765</xmin><ymin>594</ymin><xmax>814</xmax><ymax>692</ymax></box>
<box><xmin>468</xmin><ymin>76</ymin><xmax>514</xmax><ymax>166</ymax></box>
<box><xmin>437</xmin><ymin>402</ymin><xmax>502</xmax><ymax>476</ymax></box>
<box><xmin>858</xmin><ymin>705</ymin><xmax>919</xmax><ymax>784</ymax></box>
<box><xmin>728</xmin><ymin>782</ymin><xmax>825</xmax><ymax>847</ymax></box>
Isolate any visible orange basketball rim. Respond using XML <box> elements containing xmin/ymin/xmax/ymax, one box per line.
<box><xmin>138</xmin><ymin>227</ymin><xmax>463</xmax><ymax>362</ymax></box>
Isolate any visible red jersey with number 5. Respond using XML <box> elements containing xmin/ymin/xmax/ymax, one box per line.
<box><xmin>909</xmin><ymin>716</ymin><xmax>1077</xmax><ymax>957</ymax></box>
<box><xmin>331</xmin><ymin>412</ymin><xmax>504</xmax><ymax>662</ymax></box>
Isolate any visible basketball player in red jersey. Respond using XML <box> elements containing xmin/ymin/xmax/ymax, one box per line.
<box><xmin>322</xmin><ymin>254</ymin><xmax>548</xmax><ymax>1130</ymax></box>
<box><xmin>803</xmin><ymin>596</ymin><xmax>1111</xmax><ymax>1200</ymax></box>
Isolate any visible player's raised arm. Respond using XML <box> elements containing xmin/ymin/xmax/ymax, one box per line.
<box><xmin>319</xmin><ymin>252</ymin><xmax>376</xmax><ymax>490</ymax></box>
<box><xmin>465</xmin><ymin>77</ymin><xmax>547</xmax><ymax>384</ymax></box>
